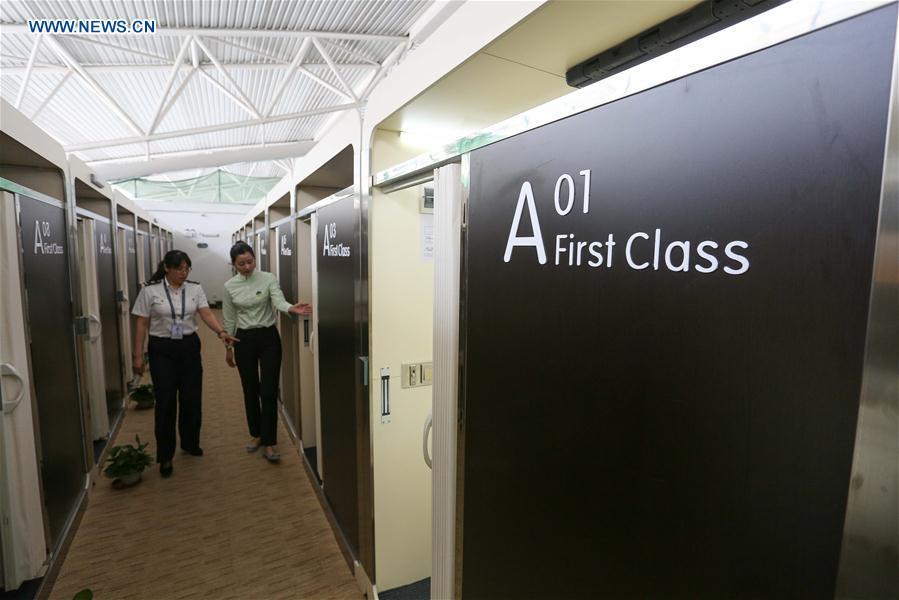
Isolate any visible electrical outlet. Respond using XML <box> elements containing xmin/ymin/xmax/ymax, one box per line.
<box><xmin>401</xmin><ymin>363</ymin><xmax>419</xmax><ymax>388</ymax></box>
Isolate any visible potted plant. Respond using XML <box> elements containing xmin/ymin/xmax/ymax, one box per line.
<box><xmin>104</xmin><ymin>435</ymin><xmax>152</xmax><ymax>489</ymax></box>
<box><xmin>129</xmin><ymin>383</ymin><xmax>155</xmax><ymax>409</ymax></box>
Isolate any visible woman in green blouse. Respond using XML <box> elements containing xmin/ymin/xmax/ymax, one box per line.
<box><xmin>223</xmin><ymin>241</ymin><xmax>310</xmax><ymax>462</ymax></box>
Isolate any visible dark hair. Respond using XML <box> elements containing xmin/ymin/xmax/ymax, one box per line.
<box><xmin>149</xmin><ymin>250</ymin><xmax>192</xmax><ymax>282</ymax></box>
<box><xmin>230</xmin><ymin>241</ymin><xmax>255</xmax><ymax>264</ymax></box>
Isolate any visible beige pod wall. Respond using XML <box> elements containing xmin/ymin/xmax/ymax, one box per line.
<box><xmin>369</xmin><ymin>130</ymin><xmax>434</xmax><ymax>592</ymax></box>
<box><xmin>0</xmin><ymin>191</ymin><xmax>48</xmax><ymax>589</ymax></box>
<box><xmin>76</xmin><ymin>217</ymin><xmax>110</xmax><ymax>440</ymax></box>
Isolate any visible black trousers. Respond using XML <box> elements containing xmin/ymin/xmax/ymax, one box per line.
<box><xmin>234</xmin><ymin>326</ymin><xmax>282</xmax><ymax>446</ymax></box>
<box><xmin>148</xmin><ymin>334</ymin><xmax>203</xmax><ymax>462</ymax></box>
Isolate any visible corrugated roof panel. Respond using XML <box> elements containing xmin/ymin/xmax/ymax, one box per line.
<box><xmin>0</xmin><ymin>0</ymin><xmax>435</xmax><ymax>177</ymax></box>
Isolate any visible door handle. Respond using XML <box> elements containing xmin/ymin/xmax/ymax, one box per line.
<box><xmin>1</xmin><ymin>363</ymin><xmax>26</xmax><ymax>414</ymax></box>
<box><xmin>89</xmin><ymin>314</ymin><xmax>102</xmax><ymax>342</ymax></box>
<box><xmin>423</xmin><ymin>412</ymin><xmax>433</xmax><ymax>469</ymax></box>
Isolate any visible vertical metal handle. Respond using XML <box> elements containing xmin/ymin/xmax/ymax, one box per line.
<box><xmin>303</xmin><ymin>318</ymin><xmax>310</xmax><ymax>346</ymax></box>
<box><xmin>1</xmin><ymin>363</ymin><xmax>26</xmax><ymax>414</ymax></box>
<box><xmin>380</xmin><ymin>367</ymin><xmax>390</xmax><ymax>424</ymax></box>
<box><xmin>423</xmin><ymin>412</ymin><xmax>433</xmax><ymax>469</ymax></box>
<box><xmin>89</xmin><ymin>314</ymin><xmax>102</xmax><ymax>342</ymax></box>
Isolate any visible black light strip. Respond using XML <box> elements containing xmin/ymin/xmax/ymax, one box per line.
<box><xmin>566</xmin><ymin>0</ymin><xmax>786</xmax><ymax>89</ymax></box>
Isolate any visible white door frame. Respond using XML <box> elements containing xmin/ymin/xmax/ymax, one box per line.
<box><xmin>431</xmin><ymin>162</ymin><xmax>464</xmax><ymax>600</ymax></box>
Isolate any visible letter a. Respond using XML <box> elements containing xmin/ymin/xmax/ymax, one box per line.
<box><xmin>33</xmin><ymin>221</ymin><xmax>44</xmax><ymax>255</ymax></box>
<box><xmin>322</xmin><ymin>227</ymin><xmax>329</xmax><ymax>256</ymax></box>
<box><xmin>504</xmin><ymin>182</ymin><xmax>546</xmax><ymax>264</ymax></box>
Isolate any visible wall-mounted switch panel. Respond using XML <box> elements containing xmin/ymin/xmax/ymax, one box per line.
<box><xmin>420</xmin><ymin>362</ymin><xmax>433</xmax><ymax>385</ymax></box>
<box><xmin>401</xmin><ymin>361</ymin><xmax>434</xmax><ymax>388</ymax></box>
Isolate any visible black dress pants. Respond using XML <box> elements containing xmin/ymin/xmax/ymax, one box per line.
<box><xmin>234</xmin><ymin>326</ymin><xmax>282</xmax><ymax>446</ymax></box>
<box><xmin>148</xmin><ymin>334</ymin><xmax>203</xmax><ymax>462</ymax></box>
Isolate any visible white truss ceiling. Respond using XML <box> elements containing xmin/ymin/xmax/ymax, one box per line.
<box><xmin>0</xmin><ymin>0</ymin><xmax>433</xmax><ymax>179</ymax></box>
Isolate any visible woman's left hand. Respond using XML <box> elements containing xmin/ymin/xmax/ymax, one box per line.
<box><xmin>289</xmin><ymin>303</ymin><xmax>312</xmax><ymax>316</ymax></box>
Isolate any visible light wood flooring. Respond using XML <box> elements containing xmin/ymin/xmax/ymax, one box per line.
<box><xmin>48</xmin><ymin>316</ymin><xmax>361</xmax><ymax>600</ymax></box>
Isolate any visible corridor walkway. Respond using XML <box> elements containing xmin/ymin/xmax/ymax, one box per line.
<box><xmin>48</xmin><ymin>314</ymin><xmax>361</xmax><ymax>600</ymax></box>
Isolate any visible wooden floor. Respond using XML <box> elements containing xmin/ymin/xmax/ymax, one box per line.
<box><xmin>48</xmin><ymin>315</ymin><xmax>361</xmax><ymax>600</ymax></box>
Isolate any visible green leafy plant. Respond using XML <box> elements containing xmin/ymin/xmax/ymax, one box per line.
<box><xmin>129</xmin><ymin>383</ymin><xmax>155</xmax><ymax>409</ymax></box>
<box><xmin>103</xmin><ymin>435</ymin><xmax>153</xmax><ymax>480</ymax></box>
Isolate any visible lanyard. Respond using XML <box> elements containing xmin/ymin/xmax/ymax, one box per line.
<box><xmin>163</xmin><ymin>279</ymin><xmax>186</xmax><ymax>322</ymax></box>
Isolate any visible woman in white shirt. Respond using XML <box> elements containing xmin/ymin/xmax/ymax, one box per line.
<box><xmin>132</xmin><ymin>250</ymin><xmax>236</xmax><ymax>478</ymax></box>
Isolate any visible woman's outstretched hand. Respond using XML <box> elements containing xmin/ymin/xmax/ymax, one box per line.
<box><xmin>289</xmin><ymin>303</ymin><xmax>312</xmax><ymax>316</ymax></box>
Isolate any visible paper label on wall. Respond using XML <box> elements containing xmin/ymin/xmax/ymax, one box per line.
<box><xmin>421</xmin><ymin>213</ymin><xmax>434</xmax><ymax>262</ymax></box>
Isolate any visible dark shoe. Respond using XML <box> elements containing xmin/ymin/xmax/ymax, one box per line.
<box><xmin>182</xmin><ymin>447</ymin><xmax>204</xmax><ymax>456</ymax></box>
<box><xmin>159</xmin><ymin>461</ymin><xmax>173</xmax><ymax>477</ymax></box>
<box><xmin>262</xmin><ymin>448</ymin><xmax>281</xmax><ymax>463</ymax></box>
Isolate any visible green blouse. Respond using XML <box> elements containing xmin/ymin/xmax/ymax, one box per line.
<box><xmin>222</xmin><ymin>270</ymin><xmax>292</xmax><ymax>334</ymax></box>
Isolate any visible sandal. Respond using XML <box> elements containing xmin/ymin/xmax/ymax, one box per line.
<box><xmin>245</xmin><ymin>439</ymin><xmax>261</xmax><ymax>453</ymax></box>
<box><xmin>262</xmin><ymin>448</ymin><xmax>281</xmax><ymax>463</ymax></box>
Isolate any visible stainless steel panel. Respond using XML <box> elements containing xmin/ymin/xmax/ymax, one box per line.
<box><xmin>835</xmin><ymin>8</ymin><xmax>899</xmax><ymax>596</ymax></box>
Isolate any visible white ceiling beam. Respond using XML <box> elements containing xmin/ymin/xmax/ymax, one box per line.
<box><xmin>61</xmin><ymin>35</ymin><xmax>171</xmax><ymax>62</ymax></box>
<box><xmin>265</xmin><ymin>37</ymin><xmax>312</xmax><ymax>117</ymax></box>
<box><xmin>153</xmin><ymin>66</ymin><xmax>199</xmax><ymax>133</ymax></box>
<box><xmin>320</xmin><ymin>39</ymin><xmax>379</xmax><ymax>66</ymax></box>
<box><xmin>1</xmin><ymin>24</ymin><xmax>407</xmax><ymax>43</ymax></box>
<box><xmin>149</xmin><ymin>36</ymin><xmax>194</xmax><ymax>135</ymax></box>
<box><xmin>43</xmin><ymin>36</ymin><xmax>145</xmax><ymax>137</ymax></box>
<box><xmin>190</xmin><ymin>39</ymin><xmax>200</xmax><ymax>68</ymax></box>
<box><xmin>0</xmin><ymin>61</ymin><xmax>377</xmax><ymax>74</ymax></box>
<box><xmin>88</xmin><ymin>141</ymin><xmax>316</xmax><ymax>179</ymax></box>
<box><xmin>203</xmin><ymin>37</ymin><xmax>288</xmax><ymax>64</ymax></box>
<box><xmin>15</xmin><ymin>35</ymin><xmax>42</xmax><ymax>109</ymax></box>
<box><xmin>66</xmin><ymin>103</ymin><xmax>360</xmax><ymax>151</ymax></box>
<box><xmin>360</xmin><ymin>41</ymin><xmax>407</xmax><ymax>100</ymax></box>
<box><xmin>85</xmin><ymin>140</ymin><xmax>306</xmax><ymax>164</ymax></box>
<box><xmin>196</xmin><ymin>68</ymin><xmax>259</xmax><ymax>120</ymax></box>
<box><xmin>2</xmin><ymin>53</ymin><xmax>60</xmax><ymax>68</ymax></box>
<box><xmin>296</xmin><ymin>65</ymin><xmax>354</xmax><ymax>103</ymax></box>
<box><xmin>193</xmin><ymin>36</ymin><xmax>261</xmax><ymax>119</ymax></box>
<box><xmin>31</xmin><ymin>70</ymin><xmax>72</xmax><ymax>120</ymax></box>
<box><xmin>311</xmin><ymin>38</ymin><xmax>357</xmax><ymax>101</ymax></box>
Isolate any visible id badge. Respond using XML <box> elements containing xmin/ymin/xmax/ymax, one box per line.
<box><xmin>171</xmin><ymin>321</ymin><xmax>184</xmax><ymax>340</ymax></box>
